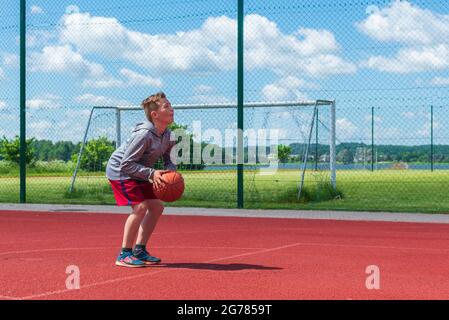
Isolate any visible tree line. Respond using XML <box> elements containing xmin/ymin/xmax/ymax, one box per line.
<box><xmin>2</xmin><ymin>136</ymin><xmax>448</xmax><ymax>172</ymax></box>
<box><xmin>290</xmin><ymin>142</ymin><xmax>449</xmax><ymax>164</ymax></box>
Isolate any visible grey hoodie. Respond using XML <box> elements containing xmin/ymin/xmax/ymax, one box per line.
<box><xmin>106</xmin><ymin>120</ymin><xmax>176</xmax><ymax>181</ymax></box>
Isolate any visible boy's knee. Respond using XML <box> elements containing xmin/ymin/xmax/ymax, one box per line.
<box><xmin>146</xmin><ymin>200</ymin><xmax>164</xmax><ymax>214</ymax></box>
<box><xmin>132</xmin><ymin>202</ymin><xmax>148</xmax><ymax>218</ymax></box>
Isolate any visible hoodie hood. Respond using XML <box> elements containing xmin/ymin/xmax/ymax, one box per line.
<box><xmin>132</xmin><ymin>120</ymin><xmax>167</xmax><ymax>137</ymax></box>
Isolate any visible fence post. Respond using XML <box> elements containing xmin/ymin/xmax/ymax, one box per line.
<box><xmin>431</xmin><ymin>105</ymin><xmax>434</xmax><ymax>172</ymax></box>
<box><xmin>315</xmin><ymin>109</ymin><xmax>318</xmax><ymax>171</ymax></box>
<box><xmin>116</xmin><ymin>108</ymin><xmax>121</xmax><ymax>148</ymax></box>
<box><xmin>330</xmin><ymin>101</ymin><xmax>336</xmax><ymax>190</ymax></box>
<box><xmin>19</xmin><ymin>0</ymin><xmax>26</xmax><ymax>203</ymax></box>
<box><xmin>237</xmin><ymin>0</ymin><xmax>244</xmax><ymax>208</ymax></box>
<box><xmin>371</xmin><ymin>107</ymin><xmax>374</xmax><ymax>172</ymax></box>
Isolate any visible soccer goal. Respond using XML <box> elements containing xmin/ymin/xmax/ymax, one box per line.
<box><xmin>69</xmin><ymin>100</ymin><xmax>336</xmax><ymax>204</ymax></box>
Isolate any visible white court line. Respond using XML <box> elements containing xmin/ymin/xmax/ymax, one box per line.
<box><xmin>2</xmin><ymin>239</ymin><xmax>449</xmax><ymax>258</ymax></box>
<box><xmin>17</xmin><ymin>242</ymin><xmax>303</xmax><ymax>300</ymax></box>
<box><xmin>12</xmin><ymin>240</ymin><xmax>449</xmax><ymax>300</ymax></box>
<box><xmin>0</xmin><ymin>246</ymin><xmax>267</xmax><ymax>256</ymax></box>
<box><xmin>0</xmin><ymin>228</ymin><xmax>268</xmax><ymax>246</ymax></box>
<box><xmin>0</xmin><ymin>247</ymin><xmax>114</xmax><ymax>256</ymax></box>
<box><xmin>0</xmin><ymin>295</ymin><xmax>19</xmax><ymax>300</ymax></box>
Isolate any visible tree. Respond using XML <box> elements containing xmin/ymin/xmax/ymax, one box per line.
<box><xmin>337</xmin><ymin>149</ymin><xmax>354</xmax><ymax>165</ymax></box>
<box><xmin>32</xmin><ymin>140</ymin><xmax>53</xmax><ymax>161</ymax></box>
<box><xmin>277</xmin><ymin>144</ymin><xmax>292</xmax><ymax>163</ymax></box>
<box><xmin>52</xmin><ymin>141</ymin><xmax>76</xmax><ymax>161</ymax></box>
<box><xmin>71</xmin><ymin>136</ymin><xmax>115</xmax><ymax>171</ymax></box>
<box><xmin>0</xmin><ymin>135</ymin><xmax>36</xmax><ymax>165</ymax></box>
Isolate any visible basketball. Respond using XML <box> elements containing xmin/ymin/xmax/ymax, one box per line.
<box><xmin>153</xmin><ymin>171</ymin><xmax>185</xmax><ymax>202</ymax></box>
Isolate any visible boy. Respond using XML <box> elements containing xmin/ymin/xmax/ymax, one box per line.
<box><xmin>106</xmin><ymin>92</ymin><xmax>176</xmax><ymax>268</ymax></box>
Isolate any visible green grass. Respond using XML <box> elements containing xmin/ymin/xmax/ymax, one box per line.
<box><xmin>1</xmin><ymin>169</ymin><xmax>449</xmax><ymax>213</ymax></box>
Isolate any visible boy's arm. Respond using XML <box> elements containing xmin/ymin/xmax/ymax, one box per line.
<box><xmin>120</xmin><ymin>133</ymin><xmax>155</xmax><ymax>181</ymax></box>
<box><xmin>163</xmin><ymin>140</ymin><xmax>177</xmax><ymax>171</ymax></box>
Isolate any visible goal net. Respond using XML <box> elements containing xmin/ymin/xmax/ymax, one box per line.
<box><xmin>69</xmin><ymin>100</ymin><xmax>336</xmax><ymax>206</ymax></box>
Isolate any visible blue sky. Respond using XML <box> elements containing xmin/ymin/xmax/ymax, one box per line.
<box><xmin>1</xmin><ymin>0</ymin><xmax>449</xmax><ymax>147</ymax></box>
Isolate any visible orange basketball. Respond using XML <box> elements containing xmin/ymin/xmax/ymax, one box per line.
<box><xmin>153</xmin><ymin>171</ymin><xmax>185</xmax><ymax>202</ymax></box>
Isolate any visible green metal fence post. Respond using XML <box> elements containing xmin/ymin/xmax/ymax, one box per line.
<box><xmin>237</xmin><ymin>0</ymin><xmax>244</xmax><ymax>208</ymax></box>
<box><xmin>371</xmin><ymin>107</ymin><xmax>374</xmax><ymax>172</ymax></box>
<box><xmin>315</xmin><ymin>109</ymin><xmax>318</xmax><ymax>171</ymax></box>
<box><xmin>20</xmin><ymin>0</ymin><xmax>26</xmax><ymax>203</ymax></box>
<box><xmin>431</xmin><ymin>105</ymin><xmax>434</xmax><ymax>172</ymax></box>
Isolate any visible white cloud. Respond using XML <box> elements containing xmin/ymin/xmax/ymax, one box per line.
<box><xmin>431</xmin><ymin>76</ymin><xmax>449</xmax><ymax>86</ymax></box>
<box><xmin>358</xmin><ymin>1</ymin><xmax>449</xmax><ymax>74</ymax></box>
<box><xmin>30</xmin><ymin>45</ymin><xmax>92</xmax><ymax>73</ymax></box>
<box><xmin>357</xmin><ymin>1</ymin><xmax>449</xmax><ymax>45</ymax></box>
<box><xmin>363</xmin><ymin>114</ymin><xmax>383</xmax><ymax>123</ymax></box>
<box><xmin>418</xmin><ymin>120</ymin><xmax>440</xmax><ymax>138</ymax></box>
<box><xmin>336</xmin><ymin>118</ymin><xmax>357</xmax><ymax>139</ymax></box>
<box><xmin>401</xmin><ymin>111</ymin><xmax>416</xmax><ymax>119</ymax></box>
<box><xmin>30</xmin><ymin>45</ymin><xmax>162</xmax><ymax>89</ymax></box>
<box><xmin>31</xmin><ymin>5</ymin><xmax>43</xmax><ymax>14</ymax></box>
<box><xmin>58</xmin><ymin>10</ymin><xmax>355</xmax><ymax>77</ymax></box>
<box><xmin>261</xmin><ymin>76</ymin><xmax>318</xmax><ymax>101</ymax></box>
<box><xmin>26</xmin><ymin>94</ymin><xmax>62</xmax><ymax>109</ymax></box>
<box><xmin>30</xmin><ymin>121</ymin><xmax>52</xmax><ymax>130</ymax></box>
<box><xmin>2</xmin><ymin>53</ymin><xmax>18</xmax><ymax>67</ymax></box>
<box><xmin>65</xmin><ymin>5</ymin><xmax>80</xmax><ymax>15</ymax></box>
<box><xmin>194</xmin><ymin>84</ymin><xmax>214</xmax><ymax>94</ymax></box>
<box><xmin>26</xmin><ymin>30</ymin><xmax>55</xmax><ymax>48</ymax></box>
<box><xmin>375</xmin><ymin>127</ymin><xmax>402</xmax><ymax>141</ymax></box>
<box><xmin>243</xmin><ymin>17</ymin><xmax>354</xmax><ymax>76</ymax></box>
<box><xmin>0</xmin><ymin>100</ymin><xmax>6</xmax><ymax>109</ymax></box>
<box><xmin>119</xmin><ymin>68</ymin><xmax>163</xmax><ymax>87</ymax></box>
<box><xmin>64</xmin><ymin>108</ymin><xmax>91</xmax><ymax>118</ymax></box>
<box><xmin>30</xmin><ymin>45</ymin><xmax>122</xmax><ymax>88</ymax></box>
<box><xmin>75</xmin><ymin>94</ymin><xmax>130</xmax><ymax>106</ymax></box>
<box><xmin>361</xmin><ymin>44</ymin><xmax>449</xmax><ymax>73</ymax></box>
<box><xmin>0</xmin><ymin>67</ymin><xmax>4</xmax><ymax>79</ymax></box>
<box><xmin>29</xmin><ymin>120</ymin><xmax>53</xmax><ymax>139</ymax></box>
<box><xmin>190</xmin><ymin>84</ymin><xmax>232</xmax><ymax>104</ymax></box>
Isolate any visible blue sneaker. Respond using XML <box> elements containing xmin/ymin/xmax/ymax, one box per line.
<box><xmin>116</xmin><ymin>251</ymin><xmax>146</xmax><ymax>268</ymax></box>
<box><xmin>133</xmin><ymin>249</ymin><xmax>162</xmax><ymax>264</ymax></box>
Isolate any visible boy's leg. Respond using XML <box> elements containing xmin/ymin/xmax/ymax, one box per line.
<box><xmin>135</xmin><ymin>199</ymin><xmax>164</xmax><ymax>246</ymax></box>
<box><xmin>116</xmin><ymin>202</ymin><xmax>148</xmax><ymax>267</ymax></box>
<box><xmin>133</xmin><ymin>199</ymin><xmax>164</xmax><ymax>264</ymax></box>
<box><xmin>121</xmin><ymin>202</ymin><xmax>148</xmax><ymax>249</ymax></box>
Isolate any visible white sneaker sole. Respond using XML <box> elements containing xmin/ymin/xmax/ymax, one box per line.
<box><xmin>115</xmin><ymin>260</ymin><xmax>147</xmax><ymax>268</ymax></box>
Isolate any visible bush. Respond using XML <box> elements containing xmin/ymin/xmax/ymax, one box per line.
<box><xmin>276</xmin><ymin>182</ymin><xmax>343</xmax><ymax>204</ymax></box>
<box><xmin>29</xmin><ymin>160</ymin><xmax>74</xmax><ymax>174</ymax></box>
<box><xmin>0</xmin><ymin>136</ymin><xmax>36</xmax><ymax>165</ymax></box>
<box><xmin>71</xmin><ymin>137</ymin><xmax>115</xmax><ymax>172</ymax></box>
<box><xmin>0</xmin><ymin>160</ymin><xmax>19</xmax><ymax>175</ymax></box>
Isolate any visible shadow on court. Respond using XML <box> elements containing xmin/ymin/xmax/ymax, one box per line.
<box><xmin>152</xmin><ymin>262</ymin><xmax>283</xmax><ymax>271</ymax></box>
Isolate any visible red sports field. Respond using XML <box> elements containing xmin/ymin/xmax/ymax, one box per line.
<box><xmin>1</xmin><ymin>209</ymin><xmax>449</xmax><ymax>300</ymax></box>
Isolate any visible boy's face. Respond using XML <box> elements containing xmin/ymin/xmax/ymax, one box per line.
<box><xmin>152</xmin><ymin>98</ymin><xmax>174</xmax><ymax>125</ymax></box>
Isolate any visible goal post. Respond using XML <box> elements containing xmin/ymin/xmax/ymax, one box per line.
<box><xmin>69</xmin><ymin>100</ymin><xmax>336</xmax><ymax>204</ymax></box>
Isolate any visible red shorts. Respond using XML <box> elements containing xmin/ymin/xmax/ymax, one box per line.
<box><xmin>108</xmin><ymin>179</ymin><xmax>158</xmax><ymax>206</ymax></box>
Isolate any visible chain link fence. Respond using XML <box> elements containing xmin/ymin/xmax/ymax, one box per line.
<box><xmin>1</xmin><ymin>0</ymin><xmax>449</xmax><ymax>212</ymax></box>
<box><xmin>0</xmin><ymin>0</ymin><xmax>20</xmax><ymax>203</ymax></box>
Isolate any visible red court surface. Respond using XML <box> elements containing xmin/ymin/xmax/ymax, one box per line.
<box><xmin>1</xmin><ymin>209</ymin><xmax>449</xmax><ymax>300</ymax></box>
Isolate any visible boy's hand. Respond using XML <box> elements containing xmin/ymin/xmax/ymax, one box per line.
<box><xmin>152</xmin><ymin>170</ymin><xmax>170</xmax><ymax>190</ymax></box>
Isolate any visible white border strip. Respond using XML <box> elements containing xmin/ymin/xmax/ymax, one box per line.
<box><xmin>1</xmin><ymin>203</ymin><xmax>449</xmax><ymax>224</ymax></box>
